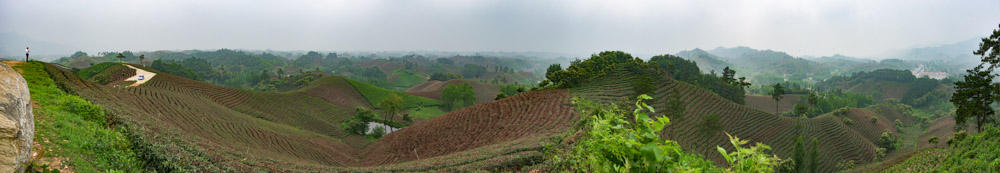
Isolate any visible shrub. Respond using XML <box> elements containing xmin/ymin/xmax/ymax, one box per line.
<box><xmin>561</xmin><ymin>95</ymin><xmax>721</xmax><ymax>172</ymax></box>
<box><xmin>874</xmin><ymin>147</ymin><xmax>887</xmax><ymax>162</ymax></box>
<box><xmin>929</xmin><ymin>137</ymin><xmax>939</xmax><ymax>144</ymax></box>
<box><xmin>834</xmin><ymin>107</ymin><xmax>850</xmax><ymax>116</ymax></box>
<box><xmin>716</xmin><ymin>133</ymin><xmax>782</xmax><ymax>172</ymax></box>
<box><xmin>370</xmin><ymin>126</ymin><xmax>386</xmax><ymax>139</ymax></box>
<box><xmin>842</xmin><ymin>118</ymin><xmax>854</xmax><ymax>125</ymax></box>
<box><xmin>894</xmin><ymin>119</ymin><xmax>904</xmax><ymax>130</ymax></box>
<box><xmin>879</xmin><ymin>130</ymin><xmax>897</xmax><ymax>150</ymax></box>
<box><xmin>442</xmin><ymin>82</ymin><xmax>475</xmax><ymax>111</ymax></box>
<box><xmin>871</xmin><ymin>117</ymin><xmax>879</xmax><ymax>124</ymax></box>
<box><xmin>836</xmin><ymin>160</ymin><xmax>856</xmax><ymax>170</ymax></box>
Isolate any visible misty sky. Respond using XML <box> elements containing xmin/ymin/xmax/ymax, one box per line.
<box><xmin>1</xmin><ymin>0</ymin><xmax>998</xmax><ymax>58</ymax></box>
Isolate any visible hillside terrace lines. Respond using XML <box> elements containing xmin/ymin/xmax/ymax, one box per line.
<box><xmin>46</xmin><ymin>62</ymin><xmax>577</xmax><ymax>170</ymax></box>
<box><xmin>571</xmin><ymin>68</ymin><xmax>889</xmax><ymax>172</ymax></box>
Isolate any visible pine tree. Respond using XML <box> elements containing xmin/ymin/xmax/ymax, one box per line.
<box><xmin>809</xmin><ymin>138</ymin><xmax>819</xmax><ymax>173</ymax></box>
<box><xmin>793</xmin><ymin>135</ymin><xmax>805</xmax><ymax>172</ymax></box>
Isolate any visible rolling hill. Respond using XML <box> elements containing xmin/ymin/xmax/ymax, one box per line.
<box><xmin>571</xmin><ymin>67</ymin><xmax>912</xmax><ymax>172</ymax></box>
<box><xmin>33</xmin><ymin>61</ymin><xmax>573</xmax><ymax>171</ymax></box>
<box><xmin>405</xmin><ymin>79</ymin><xmax>501</xmax><ymax>104</ymax></box>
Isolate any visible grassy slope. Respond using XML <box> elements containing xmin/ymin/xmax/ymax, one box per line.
<box><xmin>570</xmin><ymin>68</ymin><xmax>898</xmax><ymax>172</ymax></box>
<box><xmin>7</xmin><ymin>61</ymin><xmax>143</xmax><ymax>172</ymax></box>
<box><xmin>345</xmin><ymin>77</ymin><xmax>443</xmax><ymax>109</ymax></box>
<box><xmin>388</xmin><ymin>68</ymin><xmax>427</xmax><ymax>88</ymax></box>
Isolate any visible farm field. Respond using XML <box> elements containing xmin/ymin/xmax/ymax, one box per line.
<box><xmin>28</xmin><ymin>62</ymin><xmax>574</xmax><ymax>171</ymax></box>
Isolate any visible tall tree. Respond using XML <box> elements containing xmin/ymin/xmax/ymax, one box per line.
<box><xmin>808</xmin><ymin>138</ymin><xmax>819</xmax><ymax>173</ymax></box>
<box><xmin>950</xmin><ymin>64</ymin><xmax>996</xmax><ymax>132</ymax></box>
<box><xmin>792</xmin><ymin>135</ymin><xmax>805</xmax><ymax>173</ymax></box>
<box><xmin>807</xmin><ymin>92</ymin><xmax>819</xmax><ymax>107</ymax></box>
<box><xmin>771</xmin><ymin>83</ymin><xmax>785</xmax><ymax>114</ymax></box>
<box><xmin>116</xmin><ymin>53</ymin><xmax>125</xmax><ymax>63</ymax></box>
<box><xmin>377</xmin><ymin>93</ymin><xmax>404</xmax><ymax>129</ymax></box>
<box><xmin>138</xmin><ymin>54</ymin><xmax>146</xmax><ymax>66</ymax></box>
<box><xmin>976</xmin><ymin>24</ymin><xmax>1000</xmax><ymax>68</ymax></box>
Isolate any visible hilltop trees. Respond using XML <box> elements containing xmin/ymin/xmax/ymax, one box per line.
<box><xmin>771</xmin><ymin>83</ymin><xmax>785</xmax><ymax>113</ymax></box>
<box><xmin>442</xmin><ymin>82</ymin><xmax>475</xmax><ymax>111</ymax></box>
<box><xmin>650</xmin><ymin>55</ymin><xmax>747</xmax><ymax>104</ymax></box>
<box><xmin>548</xmin><ymin>51</ymin><xmax>656</xmax><ymax>89</ymax></box>
<box><xmin>116</xmin><ymin>53</ymin><xmax>125</xmax><ymax>63</ymax></box>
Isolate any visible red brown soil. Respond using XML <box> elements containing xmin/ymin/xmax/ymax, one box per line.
<box><xmin>405</xmin><ymin>79</ymin><xmax>500</xmax><ymax>104</ymax></box>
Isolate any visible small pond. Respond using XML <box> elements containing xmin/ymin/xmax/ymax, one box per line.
<box><xmin>366</xmin><ymin>122</ymin><xmax>400</xmax><ymax>135</ymax></box>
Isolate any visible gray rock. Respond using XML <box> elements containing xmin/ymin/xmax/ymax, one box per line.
<box><xmin>0</xmin><ymin>62</ymin><xmax>33</xmax><ymax>173</ymax></box>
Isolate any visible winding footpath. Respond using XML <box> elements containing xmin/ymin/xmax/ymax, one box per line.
<box><xmin>124</xmin><ymin>64</ymin><xmax>156</xmax><ymax>87</ymax></box>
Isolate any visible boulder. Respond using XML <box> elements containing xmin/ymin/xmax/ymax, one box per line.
<box><xmin>0</xmin><ymin>62</ymin><xmax>33</xmax><ymax>172</ymax></box>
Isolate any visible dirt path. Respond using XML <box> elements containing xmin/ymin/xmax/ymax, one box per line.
<box><xmin>124</xmin><ymin>65</ymin><xmax>155</xmax><ymax>87</ymax></box>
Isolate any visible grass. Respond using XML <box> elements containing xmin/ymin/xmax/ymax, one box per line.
<box><xmin>11</xmin><ymin>61</ymin><xmax>144</xmax><ymax>172</ymax></box>
<box><xmin>390</xmin><ymin>69</ymin><xmax>427</xmax><ymax>88</ymax></box>
<box><xmin>408</xmin><ymin>106</ymin><xmax>446</xmax><ymax>119</ymax></box>
<box><xmin>345</xmin><ymin>77</ymin><xmax>443</xmax><ymax>109</ymax></box>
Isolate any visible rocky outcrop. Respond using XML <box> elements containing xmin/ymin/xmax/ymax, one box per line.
<box><xmin>0</xmin><ymin>62</ymin><xmax>33</xmax><ymax>172</ymax></box>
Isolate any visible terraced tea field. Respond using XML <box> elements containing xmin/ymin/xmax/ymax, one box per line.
<box><xmin>38</xmin><ymin>62</ymin><xmax>574</xmax><ymax>171</ymax></box>
<box><xmin>571</xmin><ymin>68</ymin><xmax>903</xmax><ymax>172</ymax></box>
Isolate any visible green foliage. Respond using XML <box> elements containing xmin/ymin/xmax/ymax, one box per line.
<box><xmin>716</xmin><ymin>133</ymin><xmax>782</xmax><ymax>172</ymax></box>
<box><xmin>371</xmin><ymin>126</ymin><xmax>386</xmax><ymax>139</ymax></box>
<box><xmin>842</xmin><ymin>118</ymin><xmax>853</xmax><ymax>125</ymax></box>
<box><xmin>938</xmin><ymin>125</ymin><xmax>1000</xmax><ymax>172</ymax></box>
<box><xmin>631</xmin><ymin>75</ymin><xmax>655</xmax><ymax>96</ymax></box>
<box><xmin>929</xmin><ymin>136</ymin><xmax>939</xmax><ymax>144</ymax></box>
<box><xmin>879</xmin><ymin>129</ymin><xmax>897</xmax><ymax>151</ymax></box>
<box><xmin>874</xmin><ymin>147</ymin><xmax>887</xmax><ymax>162</ymax></box>
<box><xmin>794</xmin><ymin>104</ymin><xmax>808</xmax><ymax>117</ymax></box>
<box><xmin>871</xmin><ymin>117</ymin><xmax>879</xmax><ymax>124</ymax></box>
<box><xmin>346</xmin><ymin>78</ymin><xmax>442</xmax><ymax>109</ymax></box>
<box><xmin>792</xmin><ymin>136</ymin><xmax>805</xmax><ymax>172</ymax></box>
<box><xmin>378</xmin><ymin>93</ymin><xmax>405</xmax><ymax>123</ymax></box>
<box><xmin>14</xmin><ymin>61</ymin><xmax>144</xmax><ymax>172</ymax></box>
<box><xmin>549</xmin><ymin>51</ymin><xmax>656</xmax><ymax>89</ymax></box>
<box><xmin>342</xmin><ymin>107</ymin><xmax>376</xmax><ymax>135</ymax></box>
<box><xmin>901</xmin><ymin>77</ymin><xmax>940</xmax><ymax>104</ymax></box>
<box><xmin>650</xmin><ymin>55</ymin><xmax>746</xmax><ymax>104</ymax></box>
<box><xmin>429</xmin><ymin>72</ymin><xmax>460</xmax><ymax>81</ymax></box>
<box><xmin>894</xmin><ymin>119</ymin><xmax>904</xmax><ymax>130</ymax></box>
<box><xmin>700</xmin><ymin>113</ymin><xmax>722</xmax><ymax>134</ymax></box>
<box><xmin>436</xmin><ymin>58</ymin><xmax>454</xmax><ymax>65</ymax></box>
<box><xmin>441</xmin><ymin>82</ymin><xmax>475</xmax><ymax>111</ymax></box>
<box><xmin>462</xmin><ymin>64</ymin><xmax>487</xmax><ymax>78</ymax></box>
<box><xmin>808</xmin><ymin>138</ymin><xmax>819</xmax><ymax>173</ymax></box>
<box><xmin>771</xmin><ymin>83</ymin><xmax>785</xmax><ymax>112</ymax></box>
<box><xmin>494</xmin><ymin>92</ymin><xmax>507</xmax><ymax>100</ymax></box>
<box><xmin>561</xmin><ymin>95</ymin><xmax>721</xmax><ymax>172</ymax></box>
<box><xmin>76</xmin><ymin>62</ymin><xmax>116</xmax><ymax>79</ymax></box>
<box><xmin>836</xmin><ymin>160</ymin><xmax>856</xmax><ymax>170</ymax></box>
<box><xmin>151</xmin><ymin>59</ymin><xmax>202</xmax><ymax>81</ymax></box>
<box><xmin>950</xmin><ymin>64</ymin><xmax>997</xmax><ymax>132</ymax></box>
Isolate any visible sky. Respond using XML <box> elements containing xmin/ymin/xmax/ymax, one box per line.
<box><xmin>1</xmin><ymin>0</ymin><xmax>998</xmax><ymax>59</ymax></box>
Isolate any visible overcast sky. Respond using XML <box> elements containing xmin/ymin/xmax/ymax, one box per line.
<box><xmin>1</xmin><ymin>0</ymin><xmax>998</xmax><ymax>58</ymax></box>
